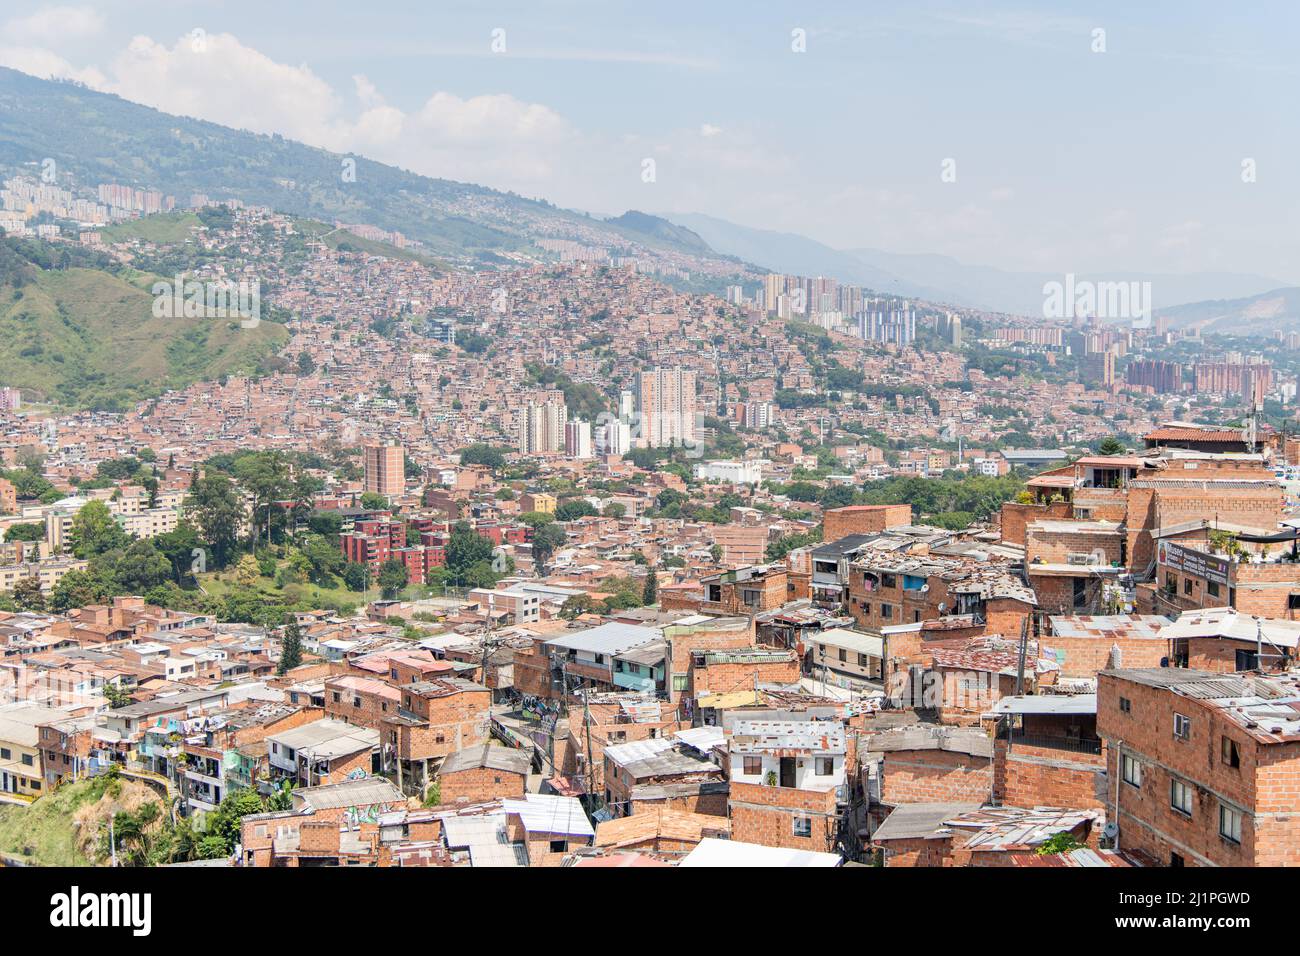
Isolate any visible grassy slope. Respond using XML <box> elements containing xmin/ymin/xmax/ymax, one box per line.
<box><xmin>0</xmin><ymin>264</ymin><xmax>287</xmax><ymax>410</ymax></box>
<box><xmin>199</xmin><ymin>564</ymin><xmax>433</xmax><ymax>611</ymax></box>
<box><xmin>293</xmin><ymin>218</ymin><xmax>446</xmax><ymax>270</ymax></box>
<box><xmin>0</xmin><ymin>775</ymin><xmax>157</xmax><ymax>867</ymax></box>
<box><xmin>98</xmin><ymin>211</ymin><xmax>201</xmax><ymax>245</ymax></box>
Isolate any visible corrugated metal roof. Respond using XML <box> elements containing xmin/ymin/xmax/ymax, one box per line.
<box><xmin>872</xmin><ymin>802</ymin><xmax>983</xmax><ymax>841</ymax></box>
<box><xmin>502</xmin><ymin>794</ymin><xmax>594</xmax><ymax>838</ymax></box>
<box><xmin>809</xmin><ymin>628</ymin><xmax>884</xmax><ymax>658</ymax></box>
<box><xmin>440</xmin><ymin>743</ymin><xmax>532</xmax><ymax>777</ymax></box>
<box><xmin>947</xmin><ymin>806</ymin><xmax>1101</xmax><ymax>851</ymax></box>
<box><xmin>544</xmin><ymin>622</ymin><xmax>661</xmax><ymax>656</ymax></box>
<box><xmin>673</xmin><ymin>726</ymin><xmax>726</xmax><ymax>753</ymax></box>
<box><xmin>468</xmin><ymin>842</ymin><xmax>529</xmax><ymax>867</ymax></box>
<box><xmin>679</xmin><ymin>837</ymin><xmax>841</xmax><ymax>867</ymax></box>
<box><xmin>989</xmin><ymin>694</ymin><xmax>1097</xmax><ymax>716</ymax></box>
<box><xmin>1049</xmin><ymin>614</ymin><xmax>1172</xmax><ymax>641</ymax></box>
<box><xmin>440</xmin><ymin>812</ymin><xmax>508</xmax><ymax>849</ymax></box>
<box><xmin>294</xmin><ymin>777</ymin><xmax>403</xmax><ymax>811</ymax></box>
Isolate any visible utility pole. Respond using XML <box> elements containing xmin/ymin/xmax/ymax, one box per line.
<box><xmin>1014</xmin><ymin>616</ymin><xmax>1028</xmax><ymax>696</ymax></box>
<box><xmin>582</xmin><ymin>687</ymin><xmax>597</xmax><ymax>811</ymax></box>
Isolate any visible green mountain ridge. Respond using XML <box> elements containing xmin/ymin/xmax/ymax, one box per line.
<box><xmin>602</xmin><ymin>211</ymin><xmax>712</xmax><ymax>254</ymax></box>
<box><xmin>0</xmin><ymin>67</ymin><xmax>724</xmax><ymax>264</ymax></box>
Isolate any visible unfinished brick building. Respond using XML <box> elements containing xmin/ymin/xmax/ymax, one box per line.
<box><xmin>1097</xmin><ymin>668</ymin><xmax>1300</xmax><ymax>866</ymax></box>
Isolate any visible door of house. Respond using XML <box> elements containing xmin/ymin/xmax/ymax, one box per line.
<box><xmin>779</xmin><ymin>756</ymin><xmax>796</xmax><ymax>788</ymax></box>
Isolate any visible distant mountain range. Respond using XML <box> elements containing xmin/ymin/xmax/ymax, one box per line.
<box><xmin>665</xmin><ymin>211</ymin><xmax>1292</xmax><ymax>320</ymax></box>
<box><xmin>0</xmin><ymin>67</ymin><xmax>737</xmax><ymax>269</ymax></box>
<box><xmin>1</xmin><ymin>66</ymin><xmax>1294</xmax><ymax>331</ymax></box>
<box><xmin>1152</xmin><ymin>287</ymin><xmax>1300</xmax><ymax>336</ymax></box>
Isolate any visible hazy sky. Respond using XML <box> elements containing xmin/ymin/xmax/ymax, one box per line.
<box><xmin>4</xmin><ymin>1</ymin><xmax>1298</xmax><ymax>282</ymax></box>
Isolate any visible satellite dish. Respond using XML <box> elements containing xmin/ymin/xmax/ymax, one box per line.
<box><xmin>1103</xmin><ymin>822</ymin><xmax>1119</xmax><ymax>840</ymax></box>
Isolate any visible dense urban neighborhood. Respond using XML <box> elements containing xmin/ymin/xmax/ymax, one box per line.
<box><xmin>0</xmin><ymin>11</ymin><xmax>1294</xmax><ymax>923</ymax></box>
<box><xmin>2</xmin><ymin>184</ymin><xmax>1299</xmax><ymax>872</ymax></box>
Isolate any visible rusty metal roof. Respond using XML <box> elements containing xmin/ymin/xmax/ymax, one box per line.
<box><xmin>1049</xmin><ymin>614</ymin><xmax>1172</xmax><ymax>641</ymax></box>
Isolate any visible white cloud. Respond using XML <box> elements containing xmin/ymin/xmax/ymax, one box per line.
<box><xmin>0</xmin><ymin>45</ymin><xmax>103</xmax><ymax>85</ymax></box>
<box><xmin>104</xmin><ymin>33</ymin><xmax>345</xmax><ymax>144</ymax></box>
<box><xmin>411</xmin><ymin>92</ymin><xmax>567</xmax><ymax>145</ymax></box>
<box><xmin>5</xmin><ymin>5</ymin><xmax>104</xmax><ymax>44</ymax></box>
<box><xmin>44</xmin><ymin>31</ymin><xmax>571</xmax><ymax>187</ymax></box>
<box><xmin>352</xmin><ymin>74</ymin><xmax>383</xmax><ymax>109</ymax></box>
<box><xmin>700</xmin><ymin>123</ymin><xmax>722</xmax><ymax>137</ymax></box>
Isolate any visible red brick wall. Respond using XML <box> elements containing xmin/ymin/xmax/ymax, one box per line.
<box><xmin>728</xmin><ymin>781</ymin><xmax>838</xmax><ymax>851</ymax></box>
<box><xmin>438</xmin><ymin>766</ymin><xmax>526</xmax><ymax>805</ymax></box>
<box><xmin>1046</xmin><ymin>635</ymin><xmax>1168</xmax><ymax>678</ymax></box>
<box><xmin>690</xmin><ymin>654</ymin><xmax>801</xmax><ymax>696</ymax></box>
<box><xmin>824</xmin><ymin>505</ymin><xmax>912</xmax><ymax>542</ymax></box>
<box><xmin>880</xmin><ymin>749</ymin><xmax>992</xmax><ymax>804</ymax></box>
<box><xmin>631</xmin><ymin>791</ymin><xmax>729</xmax><ymax>817</ymax></box>
<box><xmin>1096</xmin><ymin>672</ymin><xmax>1285</xmax><ymax>866</ymax></box>
<box><xmin>1027</xmin><ymin>575</ymin><xmax>1078</xmax><ymax>616</ymax></box>
<box><xmin>317</xmin><ymin>749</ymin><xmax>372</xmax><ymax>786</ymax></box>
<box><xmin>1187</xmin><ymin>638</ymin><xmax>1261</xmax><ymax>673</ymax></box>
<box><xmin>1000</xmin><ymin>501</ymin><xmax>1071</xmax><ymax>548</ymax></box>
<box><xmin>1025</xmin><ymin>527</ymin><xmax>1123</xmax><ymax>566</ymax></box>
<box><xmin>875</xmin><ymin>835</ymin><xmax>953</xmax><ymax>867</ymax></box>
<box><xmin>983</xmin><ymin>598</ymin><xmax>1033</xmax><ymax>638</ymax></box>
<box><xmin>993</xmin><ymin>739</ymin><xmax>1104</xmax><ymax>809</ymax></box>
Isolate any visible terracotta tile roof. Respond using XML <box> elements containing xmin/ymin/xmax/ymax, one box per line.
<box><xmin>1144</xmin><ymin>427</ymin><xmax>1244</xmax><ymax>443</ymax></box>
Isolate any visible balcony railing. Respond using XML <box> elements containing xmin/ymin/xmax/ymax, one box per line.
<box><xmin>1002</xmin><ymin>730</ymin><xmax>1102</xmax><ymax>755</ymax></box>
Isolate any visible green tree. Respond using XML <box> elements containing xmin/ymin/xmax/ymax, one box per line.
<box><xmin>68</xmin><ymin>500</ymin><xmax>132</xmax><ymax>558</ymax></box>
<box><xmin>153</xmin><ymin>522</ymin><xmax>204</xmax><ymax>583</ymax></box>
<box><xmin>1</xmin><ymin>466</ymin><xmax>54</xmax><ymax>500</ymax></box>
<box><xmin>342</xmin><ymin>561</ymin><xmax>371</xmax><ymax>592</ymax></box>
<box><xmin>98</xmin><ymin>802</ymin><xmax>165</xmax><ymax>867</ymax></box>
<box><xmin>186</xmin><ymin>473</ymin><xmax>243</xmax><ymax>568</ymax></box>
<box><xmin>115</xmin><ymin>540</ymin><xmax>173</xmax><ymax>593</ymax></box>
<box><xmin>278</xmin><ymin>621</ymin><xmax>304</xmax><ymax>675</ymax></box>
<box><xmin>642</xmin><ymin>571</ymin><xmax>658</xmax><ymax>605</ymax></box>
<box><xmin>233</xmin><ymin>554</ymin><xmax>262</xmax><ymax>587</ymax></box>
<box><xmin>462</xmin><ymin>561</ymin><xmax>501</xmax><ymax>590</ymax></box>
<box><xmin>459</xmin><ymin>444</ymin><xmax>507</xmax><ymax>473</ymax></box>
<box><xmin>560</xmin><ymin>594</ymin><xmax>595</xmax><ymax>619</ymax></box>
<box><xmin>299</xmin><ymin>534</ymin><xmax>345</xmax><ymax>585</ymax></box>
<box><xmin>12</xmin><ymin>575</ymin><xmax>45</xmax><ymax>610</ymax></box>
<box><xmin>555</xmin><ymin>499</ymin><xmax>598</xmax><ymax>522</ymax></box>
<box><xmin>307</xmin><ymin>510</ymin><xmax>344</xmax><ymax>539</ymax></box>
<box><xmin>377</xmin><ymin>559</ymin><xmax>410</xmax><ymax>599</ymax></box>
<box><xmin>102</xmin><ymin>681</ymin><xmax>133</xmax><ymax>709</ymax></box>
<box><xmin>233</xmin><ymin>452</ymin><xmax>292</xmax><ymax>547</ymax></box>
<box><xmin>1097</xmin><ymin>436</ymin><xmax>1126</xmax><ymax>456</ymax></box>
<box><xmin>445</xmin><ymin>522</ymin><xmax>494</xmax><ymax>586</ymax></box>
<box><xmin>48</xmin><ymin>569</ymin><xmax>108</xmax><ymax>612</ymax></box>
<box><xmin>200</xmin><ymin>788</ymin><xmax>267</xmax><ymax>858</ymax></box>
<box><xmin>3</xmin><ymin>522</ymin><xmax>44</xmax><ymax>542</ymax></box>
<box><xmin>531</xmin><ymin>523</ymin><xmax>569</xmax><ymax>570</ymax></box>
